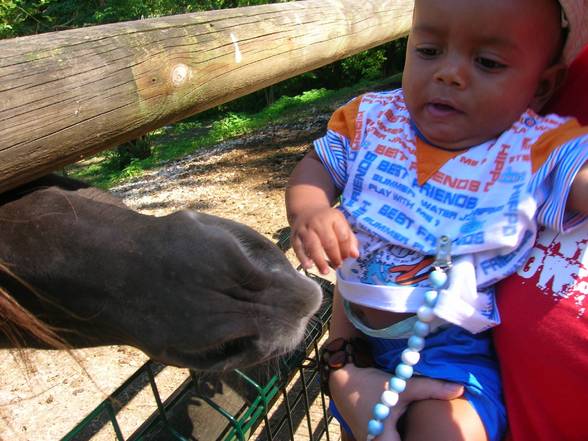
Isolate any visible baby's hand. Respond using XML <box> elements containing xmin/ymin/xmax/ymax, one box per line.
<box><xmin>290</xmin><ymin>206</ymin><xmax>359</xmax><ymax>274</ymax></box>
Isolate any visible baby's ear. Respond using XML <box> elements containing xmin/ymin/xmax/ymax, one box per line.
<box><xmin>531</xmin><ymin>63</ymin><xmax>567</xmax><ymax>112</ymax></box>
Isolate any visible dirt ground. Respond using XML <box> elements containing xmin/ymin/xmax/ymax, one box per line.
<box><xmin>0</xmin><ymin>112</ymin><xmax>331</xmax><ymax>441</ymax></box>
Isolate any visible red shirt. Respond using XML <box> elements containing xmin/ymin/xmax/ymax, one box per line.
<box><xmin>494</xmin><ymin>44</ymin><xmax>588</xmax><ymax>441</ymax></box>
<box><xmin>494</xmin><ymin>226</ymin><xmax>588</xmax><ymax>440</ymax></box>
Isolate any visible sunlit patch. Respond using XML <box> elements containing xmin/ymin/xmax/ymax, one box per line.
<box><xmin>230</xmin><ymin>33</ymin><xmax>242</xmax><ymax>64</ymax></box>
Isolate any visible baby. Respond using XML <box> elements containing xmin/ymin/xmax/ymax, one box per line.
<box><xmin>286</xmin><ymin>0</ymin><xmax>588</xmax><ymax>440</ymax></box>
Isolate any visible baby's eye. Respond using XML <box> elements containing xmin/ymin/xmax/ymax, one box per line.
<box><xmin>416</xmin><ymin>47</ymin><xmax>440</xmax><ymax>58</ymax></box>
<box><xmin>475</xmin><ymin>57</ymin><xmax>507</xmax><ymax>71</ymax></box>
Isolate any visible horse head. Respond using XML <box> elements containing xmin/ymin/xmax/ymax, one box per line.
<box><xmin>0</xmin><ymin>175</ymin><xmax>322</xmax><ymax>371</ymax></box>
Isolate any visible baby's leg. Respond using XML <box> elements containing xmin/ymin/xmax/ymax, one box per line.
<box><xmin>403</xmin><ymin>397</ymin><xmax>488</xmax><ymax>441</ymax></box>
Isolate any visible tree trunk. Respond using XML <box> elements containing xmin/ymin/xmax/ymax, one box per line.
<box><xmin>0</xmin><ymin>0</ymin><xmax>413</xmax><ymax>192</ymax></box>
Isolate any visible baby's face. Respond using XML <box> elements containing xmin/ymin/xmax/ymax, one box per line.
<box><xmin>403</xmin><ymin>0</ymin><xmax>562</xmax><ymax>150</ymax></box>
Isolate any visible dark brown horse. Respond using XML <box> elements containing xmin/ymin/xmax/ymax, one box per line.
<box><xmin>0</xmin><ymin>174</ymin><xmax>322</xmax><ymax>371</ymax></box>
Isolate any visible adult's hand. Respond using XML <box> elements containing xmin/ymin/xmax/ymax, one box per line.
<box><xmin>329</xmin><ymin>365</ymin><xmax>464</xmax><ymax>441</ymax></box>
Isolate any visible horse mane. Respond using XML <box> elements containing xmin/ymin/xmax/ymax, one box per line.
<box><xmin>0</xmin><ymin>175</ymin><xmax>81</xmax><ymax>350</ymax></box>
<box><xmin>0</xmin><ymin>262</ymin><xmax>67</xmax><ymax>350</ymax></box>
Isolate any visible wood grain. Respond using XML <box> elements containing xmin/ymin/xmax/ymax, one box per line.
<box><xmin>0</xmin><ymin>0</ymin><xmax>412</xmax><ymax>192</ymax></box>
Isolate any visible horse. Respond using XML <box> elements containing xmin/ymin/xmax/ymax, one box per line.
<box><xmin>0</xmin><ymin>174</ymin><xmax>322</xmax><ymax>371</ymax></box>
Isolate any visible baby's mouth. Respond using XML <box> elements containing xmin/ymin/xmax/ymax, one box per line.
<box><xmin>426</xmin><ymin>101</ymin><xmax>463</xmax><ymax>116</ymax></box>
<box><xmin>433</xmin><ymin>102</ymin><xmax>455</xmax><ymax>111</ymax></box>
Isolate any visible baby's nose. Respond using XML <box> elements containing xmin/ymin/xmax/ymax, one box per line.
<box><xmin>434</xmin><ymin>57</ymin><xmax>468</xmax><ymax>89</ymax></box>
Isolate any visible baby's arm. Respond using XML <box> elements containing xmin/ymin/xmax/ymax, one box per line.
<box><xmin>567</xmin><ymin>161</ymin><xmax>588</xmax><ymax>214</ymax></box>
<box><xmin>286</xmin><ymin>150</ymin><xmax>358</xmax><ymax>274</ymax></box>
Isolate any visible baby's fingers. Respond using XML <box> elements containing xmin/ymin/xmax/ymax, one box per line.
<box><xmin>291</xmin><ymin>234</ymin><xmax>313</xmax><ymax>270</ymax></box>
<box><xmin>319</xmin><ymin>227</ymin><xmax>344</xmax><ymax>270</ymax></box>
<box><xmin>292</xmin><ymin>230</ymin><xmax>331</xmax><ymax>274</ymax></box>
<box><xmin>306</xmin><ymin>236</ymin><xmax>331</xmax><ymax>274</ymax></box>
<box><xmin>333</xmin><ymin>221</ymin><xmax>359</xmax><ymax>260</ymax></box>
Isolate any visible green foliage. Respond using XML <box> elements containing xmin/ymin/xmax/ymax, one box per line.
<box><xmin>0</xmin><ymin>0</ymin><xmax>289</xmax><ymax>39</ymax></box>
<box><xmin>169</xmin><ymin>121</ymin><xmax>204</xmax><ymax>134</ymax></box>
<box><xmin>259</xmin><ymin>88</ymin><xmax>329</xmax><ymax>118</ymax></box>
<box><xmin>210</xmin><ymin>113</ymin><xmax>251</xmax><ymax>139</ymax></box>
<box><xmin>341</xmin><ymin>48</ymin><xmax>387</xmax><ymax>82</ymax></box>
<box><xmin>115</xmin><ymin>136</ymin><xmax>152</xmax><ymax>170</ymax></box>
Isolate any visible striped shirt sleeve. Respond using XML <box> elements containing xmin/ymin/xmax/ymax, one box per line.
<box><xmin>312</xmin><ymin>97</ymin><xmax>361</xmax><ymax>190</ymax></box>
<box><xmin>532</xmin><ymin>134</ymin><xmax>588</xmax><ymax>232</ymax></box>
<box><xmin>313</xmin><ymin>130</ymin><xmax>350</xmax><ymax>190</ymax></box>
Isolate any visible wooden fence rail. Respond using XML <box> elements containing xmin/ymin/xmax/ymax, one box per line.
<box><xmin>0</xmin><ymin>0</ymin><xmax>413</xmax><ymax>193</ymax></box>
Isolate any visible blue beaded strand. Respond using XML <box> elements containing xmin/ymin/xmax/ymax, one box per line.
<box><xmin>365</xmin><ymin>266</ymin><xmax>448</xmax><ymax>441</ymax></box>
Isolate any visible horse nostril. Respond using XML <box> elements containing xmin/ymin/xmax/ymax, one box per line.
<box><xmin>241</xmin><ymin>273</ymin><xmax>269</xmax><ymax>291</ymax></box>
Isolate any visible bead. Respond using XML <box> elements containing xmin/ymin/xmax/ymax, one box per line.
<box><xmin>401</xmin><ymin>348</ymin><xmax>421</xmax><ymax>366</ymax></box>
<box><xmin>325</xmin><ymin>337</ymin><xmax>347</xmax><ymax>352</ymax></box>
<box><xmin>327</xmin><ymin>350</ymin><xmax>347</xmax><ymax>369</ymax></box>
<box><xmin>389</xmin><ymin>376</ymin><xmax>406</xmax><ymax>393</ymax></box>
<box><xmin>413</xmin><ymin>320</ymin><xmax>431</xmax><ymax>337</ymax></box>
<box><xmin>367</xmin><ymin>419</ymin><xmax>384</xmax><ymax>436</ymax></box>
<box><xmin>373</xmin><ymin>402</ymin><xmax>391</xmax><ymax>420</ymax></box>
<box><xmin>429</xmin><ymin>269</ymin><xmax>447</xmax><ymax>288</ymax></box>
<box><xmin>395</xmin><ymin>363</ymin><xmax>414</xmax><ymax>380</ymax></box>
<box><xmin>424</xmin><ymin>289</ymin><xmax>439</xmax><ymax>307</ymax></box>
<box><xmin>366</xmin><ymin>244</ymin><xmax>454</xmax><ymax>438</ymax></box>
<box><xmin>417</xmin><ymin>305</ymin><xmax>435</xmax><ymax>323</ymax></box>
<box><xmin>380</xmin><ymin>389</ymin><xmax>399</xmax><ymax>407</ymax></box>
<box><xmin>407</xmin><ymin>335</ymin><xmax>425</xmax><ymax>351</ymax></box>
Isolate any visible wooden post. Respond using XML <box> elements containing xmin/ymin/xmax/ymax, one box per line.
<box><xmin>0</xmin><ymin>0</ymin><xmax>413</xmax><ymax>192</ymax></box>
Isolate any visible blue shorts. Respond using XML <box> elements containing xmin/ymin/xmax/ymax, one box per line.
<box><xmin>330</xmin><ymin>325</ymin><xmax>506</xmax><ymax>441</ymax></box>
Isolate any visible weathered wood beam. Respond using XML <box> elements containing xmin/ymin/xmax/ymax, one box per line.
<box><xmin>0</xmin><ymin>0</ymin><xmax>413</xmax><ymax>192</ymax></box>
